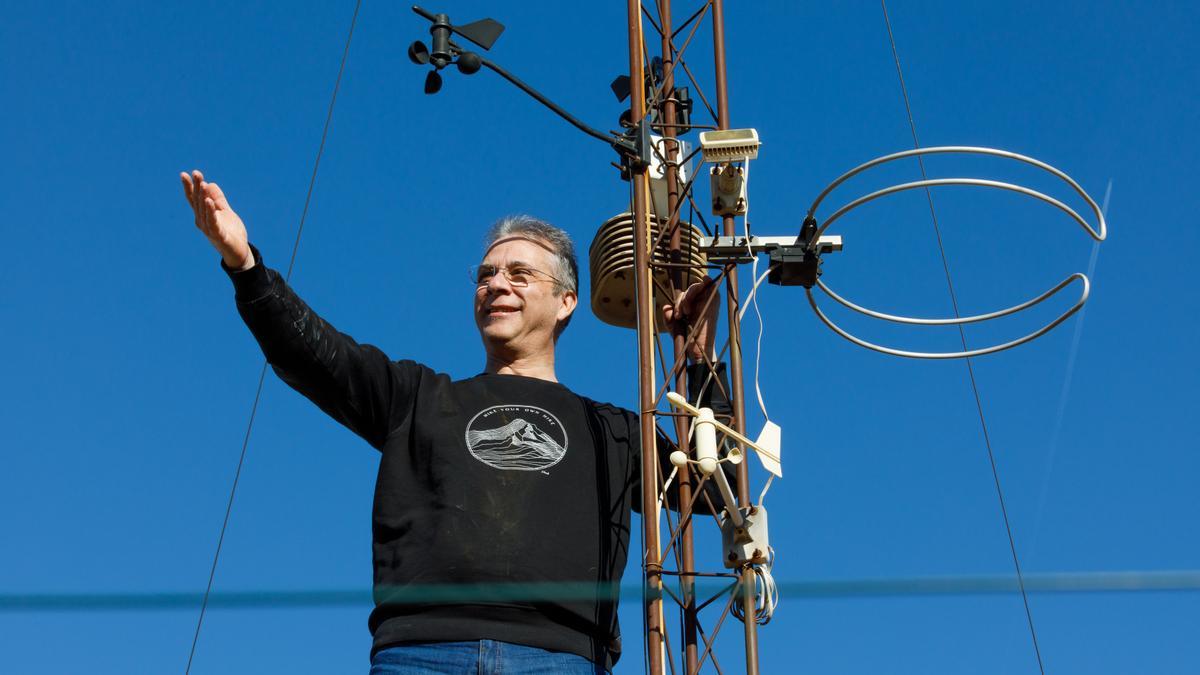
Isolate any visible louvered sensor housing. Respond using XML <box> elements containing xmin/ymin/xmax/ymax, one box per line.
<box><xmin>698</xmin><ymin>128</ymin><xmax>760</xmax><ymax>163</ymax></box>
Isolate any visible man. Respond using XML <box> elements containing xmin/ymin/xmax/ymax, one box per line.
<box><xmin>180</xmin><ymin>170</ymin><xmax>728</xmax><ymax>674</ymax></box>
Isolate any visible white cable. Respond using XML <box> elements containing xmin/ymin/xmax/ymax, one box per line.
<box><xmin>684</xmin><ymin>187</ymin><xmax>779</xmax><ymax>488</ymax></box>
<box><xmin>729</xmin><ymin>166</ymin><xmax>781</xmax><ymax>622</ymax></box>
<box><xmin>678</xmin><ymin>161</ymin><xmax>781</xmax><ymax>533</ymax></box>
<box><xmin>739</xmin><ymin>264</ymin><xmax>774</xmax><ymax>321</ymax></box>
<box><xmin>662</xmin><ymin>466</ymin><xmax>678</xmax><ymax>493</ymax></box>
<box><xmin>743</xmin><ymin>161</ymin><xmax>776</xmax><ymax>510</ymax></box>
<box><xmin>759</xmin><ymin>547</ymin><xmax>779</xmax><ymax>623</ymax></box>
<box><xmin>686</xmin><ymin>264</ymin><xmax>773</xmax><ymax>408</ymax></box>
<box><xmin>757</xmin><ymin>474</ymin><xmax>774</xmax><ymax>507</ymax></box>
<box><xmin>741</xmin><ymin>159</ymin><xmax>770</xmax><ymax>423</ymax></box>
<box><xmin>731</xmin><ymin>547</ymin><xmax>779</xmax><ymax>625</ymax></box>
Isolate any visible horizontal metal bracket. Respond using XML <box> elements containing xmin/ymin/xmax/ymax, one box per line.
<box><xmin>699</xmin><ymin>234</ymin><xmax>843</xmax><ymax>265</ymax></box>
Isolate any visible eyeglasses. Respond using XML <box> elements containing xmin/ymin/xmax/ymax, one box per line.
<box><xmin>470</xmin><ymin>263</ymin><xmax>565</xmax><ymax>289</ymax></box>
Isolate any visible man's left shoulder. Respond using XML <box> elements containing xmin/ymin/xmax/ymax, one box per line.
<box><xmin>564</xmin><ymin>391</ymin><xmax>636</xmax><ymax>441</ymax></box>
<box><xmin>572</xmin><ymin>392</ymin><xmax>634</xmax><ymax>421</ymax></box>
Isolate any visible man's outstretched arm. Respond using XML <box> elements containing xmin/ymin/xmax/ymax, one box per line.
<box><xmin>180</xmin><ymin>170</ymin><xmax>412</xmax><ymax>449</ymax></box>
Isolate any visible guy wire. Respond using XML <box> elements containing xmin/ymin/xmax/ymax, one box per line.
<box><xmin>184</xmin><ymin>1</ymin><xmax>362</xmax><ymax>672</ymax></box>
<box><xmin>879</xmin><ymin>2</ymin><xmax>1045</xmax><ymax>673</ymax></box>
<box><xmin>1029</xmin><ymin>181</ymin><xmax>1110</xmax><ymax>560</ymax></box>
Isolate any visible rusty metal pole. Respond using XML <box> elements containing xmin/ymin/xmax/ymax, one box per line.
<box><xmin>627</xmin><ymin>2</ymin><xmax>665</xmax><ymax>674</ymax></box>
<box><xmin>656</xmin><ymin>1</ymin><xmax>702</xmax><ymax>672</ymax></box>
<box><xmin>710</xmin><ymin>0</ymin><xmax>762</xmax><ymax>672</ymax></box>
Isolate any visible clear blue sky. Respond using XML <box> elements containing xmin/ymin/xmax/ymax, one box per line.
<box><xmin>2</xmin><ymin>1</ymin><xmax>1197</xmax><ymax>673</ymax></box>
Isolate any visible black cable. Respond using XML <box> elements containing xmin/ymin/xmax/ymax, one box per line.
<box><xmin>183</xmin><ymin>2</ymin><xmax>362</xmax><ymax>672</ymax></box>
<box><xmin>879</xmin><ymin>2</ymin><xmax>1046</xmax><ymax>672</ymax></box>
<box><xmin>478</xmin><ymin>57</ymin><xmax>616</xmax><ymax>147</ymax></box>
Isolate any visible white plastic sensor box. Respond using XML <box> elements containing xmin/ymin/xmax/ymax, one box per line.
<box><xmin>710</xmin><ymin>164</ymin><xmax>747</xmax><ymax>216</ymax></box>
<box><xmin>722</xmin><ymin>505</ymin><xmax>770</xmax><ymax>567</ymax></box>
<box><xmin>698</xmin><ymin>128</ymin><xmax>760</xmax><ymax>163</ymax></box>
<box><xmin>648</xmin><ymin>135</ymin><xmax>692</xmax><ymax>218</ymax></box>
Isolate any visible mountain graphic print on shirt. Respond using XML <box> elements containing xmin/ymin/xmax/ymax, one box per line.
<box><xmin>465</xmin><ymin>404</ymin><xmax>569</xmax><ymax>470</ymax></box>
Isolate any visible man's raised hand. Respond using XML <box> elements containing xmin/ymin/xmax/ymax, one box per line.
<box><xmin>662</xmin><ymin>276</ymin><xmax>721</xmax><ymax>363</ymax></box>
<box><xmin>180</xmin><ymin>169</ymin><xmax>254</xmax><ymax>271</ymax></box>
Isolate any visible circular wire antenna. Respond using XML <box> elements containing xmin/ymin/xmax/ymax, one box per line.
<box><xmin>802</xmin><ymin>146</ymin><xmax>1107</xmax><ymax>359</ymax></box>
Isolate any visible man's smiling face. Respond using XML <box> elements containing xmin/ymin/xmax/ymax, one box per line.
<box><xmin>473</xmin><ymin>236</ymin><xmax>577</xmax><ymax>352</ymax></box>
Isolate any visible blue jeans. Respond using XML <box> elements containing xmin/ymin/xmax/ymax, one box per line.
<box><xmin>369</xmin><ymin>640</ymin><xmax>607</xmax><ymax>674</ymax></box>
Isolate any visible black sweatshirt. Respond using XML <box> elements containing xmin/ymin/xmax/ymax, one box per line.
<box><xmin>225</xmin><ymin>246</ymin><xmax>730</xmax><ymax>669</ymax></box>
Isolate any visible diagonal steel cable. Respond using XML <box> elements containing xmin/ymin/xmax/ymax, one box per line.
<box><xmin>184</xmin><ymin>2</ymin><xmax>362</xmax><ymax>672</ymax></box>
<box><xmin>879</xmin><ymin>1</ymin><xmax>1045</xmax><ymax>672</ymax></box>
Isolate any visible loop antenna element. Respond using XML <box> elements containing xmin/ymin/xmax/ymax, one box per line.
<box><xmin>806</xmin><ymin>274</ymin><xmax>1090</xmax><ymax>359</ymax></box>
<box><xmin>803</xmin><ymin>146</ymin><xmax>1106</xmax><ymax>359</ymax></box>
<box><xmin>806</xmin><ymin>146</ymin><xmax>1107</xmax><ymax>244</ymax></box>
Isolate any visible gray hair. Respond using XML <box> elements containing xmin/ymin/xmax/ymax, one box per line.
<box><xmin>484</xmin><ymin>214</ymin><xmax>579</xmax><ymax>334</ymax></box>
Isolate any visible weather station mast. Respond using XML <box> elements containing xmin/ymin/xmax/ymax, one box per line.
<box><xmin>400</xmin><ymin>1</ymin><xmax>1108</xmax><ymax>673</ymax></box>
<box><xmin>619</xmin><ymin>1</ymin><xmax>769</xmax><ymax>672</ymax></box>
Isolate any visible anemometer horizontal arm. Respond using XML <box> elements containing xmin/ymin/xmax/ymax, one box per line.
<box><xmin>408</xmin><ymin>6</ymin><xmax>651</xmax><ymax>170</ymax></box>
<box><xmin>474</xmin><ymin>56</ymin><xmax>626</xmax><ymax>148</ymax></box>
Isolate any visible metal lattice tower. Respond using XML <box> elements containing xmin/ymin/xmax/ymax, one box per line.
<box><xmin>623</xmin><ymin>1</ymin><xmax>762</xmax><ymax>672</ymax></box>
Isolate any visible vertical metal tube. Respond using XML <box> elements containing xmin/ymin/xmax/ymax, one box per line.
<box><xmin>710</xmin><ymin>0</ymin><xmax>762</xmax><ymax>672</ymax></box>
<box><xmin>710</xmin><ymin>0</ymin><xmax>748</xmax><ymax>509</ymax></box>
<box><xmin>657</xmin><ymin>2</ymin><xmax>701</xmax><ymax>672</ymax></box>
<box><xmin>628</xmin><ymin>2</ymin><xmax>665</xmax><ymax>674</ymax></box>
